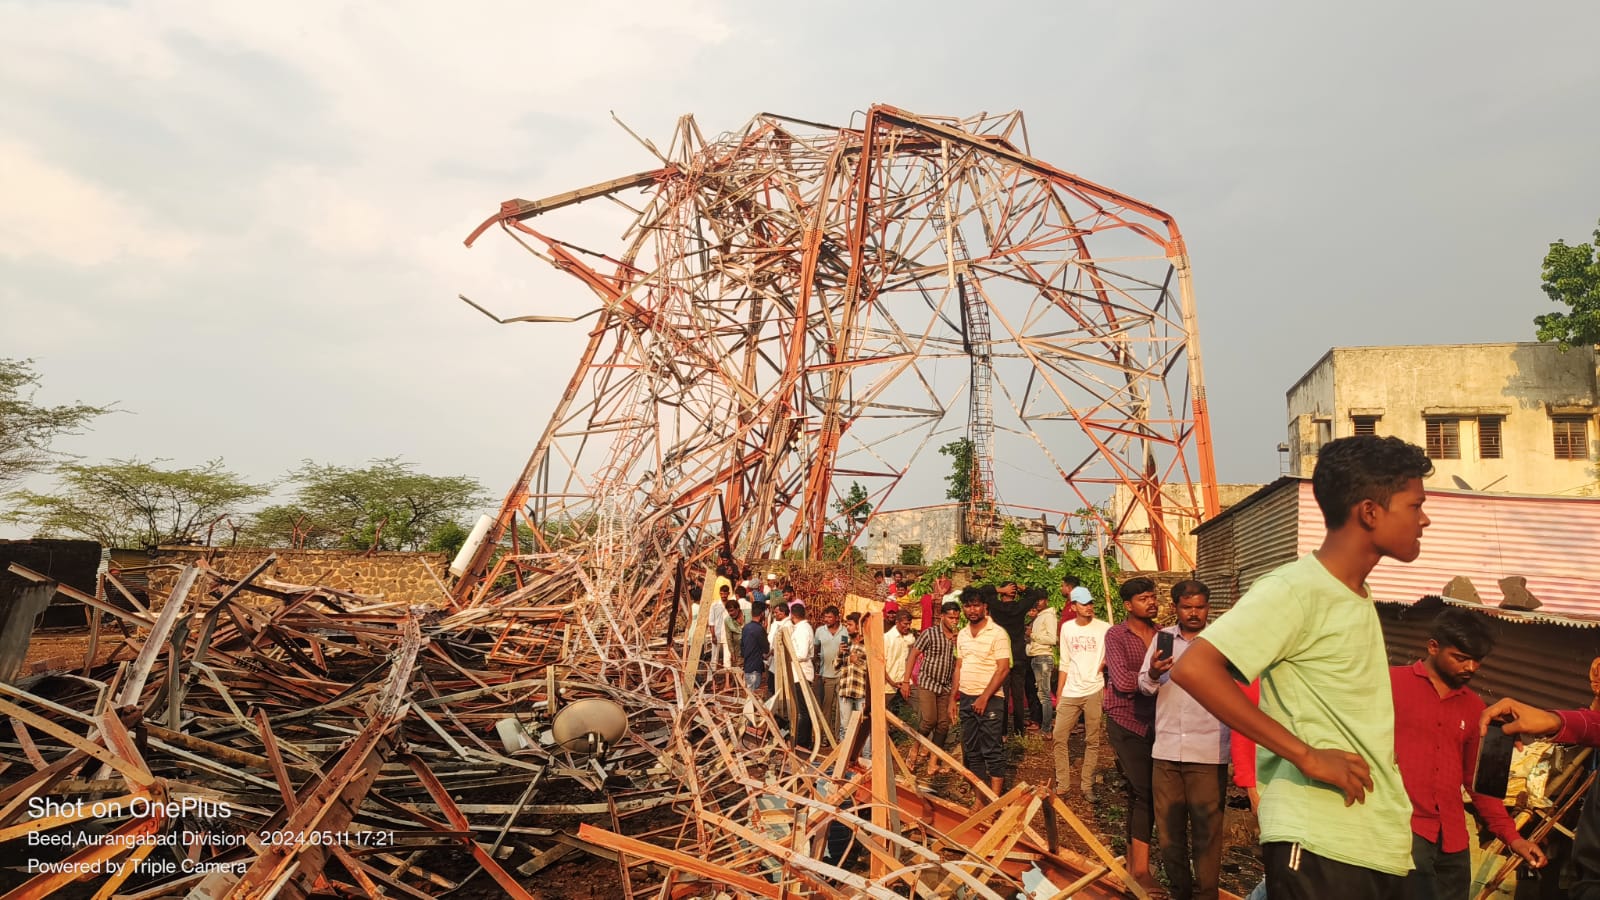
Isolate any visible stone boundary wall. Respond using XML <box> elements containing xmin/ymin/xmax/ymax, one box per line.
<box><xmin>145</xmin><ymin>548</ymin><xmax>451</xmax><ymax>607</ymax></box>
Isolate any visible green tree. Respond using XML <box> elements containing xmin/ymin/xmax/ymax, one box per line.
<box><xmin>243</xmin><ymin>458</ymin><xmax>486</xmax><ymax>552</ymax></box>
<box><xmin>1535</xmin><ymin>219</ymin><xmax>1600</xmax><ymax>348</ymax></box>
<box><xmin>423</xmin><ymin>520</ymin><xmax>470</xmax><ymax>557</ymax></box>
<box><xmin>938</xmin><ymin>438</ymin><xmax>973</xmax><ymax>502</ymax></box>
<box><xmin>820</xmin><ymin>532</ymin><xmax>866</xmax><ymax>567</ymax></box>
<box><xmin>833</xmin><ymin>480</ymin><xmax>872</xmax><ymax>523</ymax></box>
<box><xmin>4</xmin><ymin>458</ymin><xmax>268</xmax><ymax>548</ymax></box>
<box><xmin>0</xmin><ymin>359</ymin><xmax>110</xmax><ymax>488</ymax></box>
<box><xmin>908</xmin><ymin>523</ymin><xmax>1120</xmax><ymax>619</ymax></box>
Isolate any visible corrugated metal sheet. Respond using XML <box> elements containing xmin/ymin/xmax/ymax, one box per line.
<box><xmin>1378</xmin><ymin>601</ymin><xmax>1600</xmax><ymax>711</ymax></box>
<box><xmin>1195</xmin><ymin>509</ymin><xmax>1237</xmax><ymax>610</ymax></box>
<box><xmin>1234</xmin><ymin>480</ymin><xmax>1301</xmax><ymax>595</ymax></box>
<box><xmin>1294</xmin><ymin>488</ymin><xmax>1600</xmax><ymax>616</ymax></box>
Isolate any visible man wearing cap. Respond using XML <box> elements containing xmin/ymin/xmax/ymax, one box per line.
<box><xmin>949</xmin><ymin>585</ymin><xmax>1013</xmax><ymax>793</ymax></box>
<box><xmin>1053</xmin><ymin>577</ymin><xmax>1110</xmax><ymax>800</ymax></box>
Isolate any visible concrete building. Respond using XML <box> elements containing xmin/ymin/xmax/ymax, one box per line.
<box><xmin>861</xmin><ymin>504</ymin><xmax>1055</xmax><ymax>566</ymax></box>
<box><xmin>1287</xmin><ymin>342</ymin><xmax>1599</xmax><ymax>496</ymax></box>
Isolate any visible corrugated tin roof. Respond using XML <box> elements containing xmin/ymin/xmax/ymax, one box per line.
<box><xmin>1308</xmin><ymin>488</ymin><xmax>1600</xmax><ymax>616</ymax></box>
<box><xmin>1376</xmin><ymin>598</ymin><xmax>1600</xmax><ymax>630</ymax></box>
<box><xmin>1192</xmin><ymin>476</ymin><xmax>1298</xmax><ymax>536</ymax></box>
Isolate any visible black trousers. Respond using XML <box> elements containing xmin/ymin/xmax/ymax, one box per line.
<box><xmin>1403</xmin><ymin>833</ymin><xmax>1469</xmax><ymax>900</ymax></box>
<box><xmin>958</xmin><ymin>693</ymin><xmax>1006</xmax><ymax>782</ymax></box>
<box><xmin>1104</xmin><ymin>717</ymin><xmax>1155</xmax><ymax>844</ymax></box>
<box><xmin>789</xmin><ymin>681</ymin><xmax>813</xmax><ymax>747</ymax></box>
<box><xmin>1004</xmin><ymin>661</ymin><xmax>1029</xmax><ymax>732</ymax></box>
<box><xmin>1568</xmin><ymin>764</ymin><xmax>1600</xmax><ymax>899</ymax></box>
<box><xmin>1264</xmin><ymin>842</ymin><xmax>1405</xmax><ymax>900</ymax></box>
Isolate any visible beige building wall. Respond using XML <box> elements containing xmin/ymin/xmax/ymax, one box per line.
<box><xmin>863</xmin><ymin>505</ymin><xmax>962</xmax><ymax>565</ymax></box>
<box><xmin>1286</xmin><ymin>343</ymin><xmax>1600</xmax><ymax>496</ymax></box>
<box><xmin>1109</xmin><ymin>483</ymin><xmax>1264</xmax><ymax>571</ymax></box>
<box><xmin>862</xmin><ymin>504</ymin><xmax>1057</xmax><ymax>565</ymax></box>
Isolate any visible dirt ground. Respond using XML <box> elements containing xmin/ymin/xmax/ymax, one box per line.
<box><xmin>1005</xmin><ymin>720</ymin><xmax>1265</xmax><ymax>898</ymax></box>
<box><xmin>20</xmin><ymin>627</ymin><xmax>130</xmax><ymax>673</ymax></box>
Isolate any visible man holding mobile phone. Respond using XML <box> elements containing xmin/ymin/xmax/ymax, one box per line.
<box><xmin>1391</xmin><ymin>607</ymin><xmax>1544</xmax><ymax>898</ymax></box>
<box><xmin>1482</xmin><ymin>695</ymin><xmax>1600</xmax><ymax>900</ymax></box>
<box><xmin>1139</xmin><ymin>580</ymin><xmax>1230</xmax><ymax>900</ymax></box>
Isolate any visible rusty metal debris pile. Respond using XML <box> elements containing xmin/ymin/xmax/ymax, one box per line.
<box><xmin>2</xmin><ymin>554</ymin><xmax>1151</xmax><ymax>898</ymax></box>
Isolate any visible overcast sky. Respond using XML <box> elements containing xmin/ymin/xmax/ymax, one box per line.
<box><xmin>4</xmin><ymin>0</ymin><xmax>1598</xmax><ymax>537</ymax></box>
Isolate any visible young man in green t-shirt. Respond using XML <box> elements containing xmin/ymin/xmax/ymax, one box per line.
<box><xmin>1171</xmin><ymin>435</ymin><xmax>1433</xmax><ymax>898</ymax></box>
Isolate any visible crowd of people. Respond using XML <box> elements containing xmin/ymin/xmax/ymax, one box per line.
<box><xmin>689</xmin><ymin>434</ymin><xmax>1600</xmax><ymax>899</ymax></box>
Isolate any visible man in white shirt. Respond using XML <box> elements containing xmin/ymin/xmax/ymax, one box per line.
<box><xmin>1026</xmin><ymin>588</ymin><xmax>1060</xmax><ymax>732</ymax></box>
<box><xmin>1052</xmin><ymin>579</ymin><xmax>1111</xmax><ymax>800</ymax></box>
<box><xmin>766</xmin><ymin>600</ymin><xmax>791</xmax><ymax>696</ymax></box>
<box><xmin>707</xmin><ymin>583</ymin><xmax>731</xmax><ymax>668</ymax></box>
<box><xmin>786</xmin><ymin>603</ymin><xmax>816</xmax><ymax>747</ymax></box>
<box><xmin>883</xmin><ymin>609</ymin><xmax>916</xmax><ymax>713</ymax></box>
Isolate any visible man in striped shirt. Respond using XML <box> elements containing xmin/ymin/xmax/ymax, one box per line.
<box><xmin>907</xmin><ymin>600</ymin><xmax>962</xmax><ymax>778</ymax></box>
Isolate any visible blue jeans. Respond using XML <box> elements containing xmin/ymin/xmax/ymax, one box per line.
<box><xmin>1029</xmin><ymin>655</ymin><xmax>1056</xmax><ymax>731</ymax></box>
<box><xmin>839</xmin><ymin>696</ymin><xmax>868</xmax><ymax>758</ymax></box>
<box><xmin>743</xmin><ymin>670</ymin><xmax>765</xmax><ymax>695</ymax></box>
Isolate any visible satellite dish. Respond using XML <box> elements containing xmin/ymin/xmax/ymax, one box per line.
<box><xmin>550</xmin><ymin>697</ymin><xmax>628</xmax><ymax>755</ymax></box>
<box><xmin>1450</xmin><ymin>475</ymin><xmax>1474</xmax><ymax>491</ymax></box>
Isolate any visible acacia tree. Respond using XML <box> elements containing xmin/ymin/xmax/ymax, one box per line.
<box><xmin>1535</xmin><ymin>218</ymin><xmax>1600</xmax><ymax>348</ymax></box>
<box><xmin>3</xmin><ymin>458</ymin><xmax>268</xmax><ymax>548</ymax></box>
<box><xmin>245</xmin><ymin>458</ymin><xmax>486</xmax><ymax>552</ymax></box>
<box><xmin>0</xmin><ymin>358</ymin><xmax>110</xmax><ymax>488</ymax></box>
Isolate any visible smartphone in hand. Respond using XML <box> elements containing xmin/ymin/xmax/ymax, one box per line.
<box><xmin>1474</xmin><ymin>723</ymin><xmax>1516</xmax><ymax>800</ymax></box>
<box><xmin>1156</xmin><ymin>631</ymin><xmax>1175</xmax><ymax>660</ymax></box>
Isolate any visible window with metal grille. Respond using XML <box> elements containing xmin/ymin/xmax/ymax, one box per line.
<box><xmin>1478</xmin><ymin>417</ymin><xmax>1502</xmax><ymax>459</ymax></box>
<box><xmin>1352</xmin><ymin>416</ymin><xmax>1378</xmax><ymax>437</ymax></box>
<box><xmin>1425</xmin><ymin>418</ymin><xmax>1460</xmax><ymax>460</ymax></box>
<box><xmin>1553</xmin><ymin>416</ymin><xmax>1590</xmax><ymax>460</ymax></box>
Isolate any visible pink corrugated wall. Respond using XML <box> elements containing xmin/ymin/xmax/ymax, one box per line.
<box><xmin>1293</xmin><ymin>481</ymin><xmax>1600</xmax><ymax>615</ymax></box>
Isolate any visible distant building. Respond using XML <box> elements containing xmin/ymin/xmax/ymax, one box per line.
<box><xmin>1286</xmin><ymin>342</ymin><xmax>1599</xmax><ymax>496</ymax></box>
<box><xmin>861</xmin><ymin>503</ymin><xmax>1056</xmax><ymax>566</ymax></box>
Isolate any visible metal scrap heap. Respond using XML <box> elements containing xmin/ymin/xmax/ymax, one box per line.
<box><xmin>1</xmin><ymin>556</ymin><xmax>1145</xmax><ymax>898</ymax></box>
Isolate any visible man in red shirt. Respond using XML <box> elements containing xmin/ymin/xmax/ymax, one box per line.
<box><xmin>1483</xmin><ymin>695</ymin><xmax>1600</xmax><ymax>899</ymax></box>
<box><xmin>1391</xmin><ymin>608</ymin><xmax>1544</xmax><ymax>898</ymax></box>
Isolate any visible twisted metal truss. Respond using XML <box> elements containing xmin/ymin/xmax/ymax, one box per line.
<box><xmin>455</xmin><ymin>105</ymin><xmax>1217</xmax><ymax>603</ymax></box>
